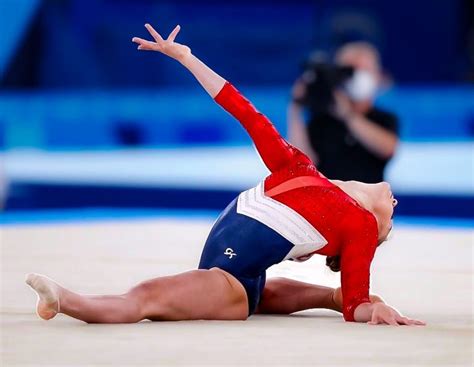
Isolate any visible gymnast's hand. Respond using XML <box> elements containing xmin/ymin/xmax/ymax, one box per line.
<box><xmin>132</xmin><ymin>23</ymin><xmax>191</xmax><ymax>62</ymax></box>
<box><xmin>368</xmin><ymin>303</ymin><xmax>426</xmax><ymax>326</ymax></box>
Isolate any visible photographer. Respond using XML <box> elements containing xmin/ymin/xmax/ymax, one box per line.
<box><xmin>288</xmin><ymin>42</ymin><xmax>399</xmax><ymax>183</ymax></box>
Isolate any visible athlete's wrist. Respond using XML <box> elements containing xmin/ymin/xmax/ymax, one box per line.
<box><xmin>353</xmin><ymin>302</ymin><xmax>374</xmax><ymax>322</ymax></box>
<box><xmin>178</xmin><ymin>52</ymin><xmax>194</xmax><ymax>67</ymax></box>
<box><xmin>369</xmin><ymin>294</ymin><xmax>385</xmax><ymax>304</ymax></box>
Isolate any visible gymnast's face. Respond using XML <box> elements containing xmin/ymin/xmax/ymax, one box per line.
<box><xmin>368</xmin><ymin>182</ymin><xmax>397</xmax><ymax>242</ymax></box>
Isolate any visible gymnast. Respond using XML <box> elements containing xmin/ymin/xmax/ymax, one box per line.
<box><xmin>26</xmin><ymin>23</ymin><xmax>425</xmax><ymax>326</ymax></box>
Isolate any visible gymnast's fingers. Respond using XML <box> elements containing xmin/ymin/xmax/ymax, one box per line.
<box><xmin>372</xmin><ymin>311</ymin><xmax>398</xmax><ymax>326</ymax></box>
<box><xmin>367</xmin><ymin>312</ymin><xmax>379</xmax><ymax>325</ymax></box>
<box><xmin>409</xmin><ymin>318</ymin><xmax>426</xmax><ymax>326</ymax></box>
<box><xmin>145</xmin><ymin>23</ymin><xmax>164</xmax><ymax>43</ymax></box>
<box><xmin>403</xmin><ymin>317</ymin><xmax>421</xmax><ymax>326</ymax></box>
<box><xmin>167</xmin><ymin>25</ymin><xmax>181</xmax><ymax>42</ymax></box>
<box><xmin>387</xmin><ymin>317</ymin><xmax>399</xmax><ymax>326</ymax></box>
<box><xmin>132</xmin><ymin>37</ymin><xmax>156</xmax><ymax>50</ymax></box>
<box><xmin>367</xmin><ymin>315</ymin><xmax>382</xmax><ymax>325</ymax></box>
<box><xmin>395</xmin><ymin>316</ymin><xmax>412</xmax><ymax>325</ymax></box>
<box><xmin>137</xmin><ymin>45</ymin><xmax>154</xmax><ymax>51</ymax></box>
<box><xmin>395</xmin><ymin>314</ymin><xmax>426</xmax><ymax>326</ymax></box>
<box><xmin>132</xmin><ymin>37</ymin><xmax>152</xmax><ymax>45</ymax></box>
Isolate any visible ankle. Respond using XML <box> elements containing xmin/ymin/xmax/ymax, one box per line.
<box><xmin>330</xmin><ymin>288</ymin><xmax>343</xmax><ymax>312</ymax></box>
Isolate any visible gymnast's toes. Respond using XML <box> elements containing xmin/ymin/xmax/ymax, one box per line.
<box><xmin>25</xmin><ymin>273</ymin><xmax>60</xmax><ymax>320</ymax></box>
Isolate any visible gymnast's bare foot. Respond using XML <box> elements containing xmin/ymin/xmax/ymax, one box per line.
<box><xmin>25</xmin><ymin>273</ymin><xmax>60</xmax><ymax>320</ymax></box>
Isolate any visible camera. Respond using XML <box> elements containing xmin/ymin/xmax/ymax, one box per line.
<box><xmin>295</xmin><ymin>58</ymin><xmax>354</xmax><ymax>115</ymax></box>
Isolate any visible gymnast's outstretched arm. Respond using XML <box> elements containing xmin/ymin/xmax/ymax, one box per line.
<box><xmin>133</xmin><ymin>24</ymin><xmax>225</xmax><ymax>97</ymax></box>
<box><xmin>132</xmin><ymin>24</ymin><xmax>310</xmax><ymax>172</ymax></box>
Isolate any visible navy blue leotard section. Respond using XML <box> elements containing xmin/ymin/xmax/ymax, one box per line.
<box><xmin>198</xmin><ymin>198</ymin><xmax>294</xmax><ymax>315</ymax></box>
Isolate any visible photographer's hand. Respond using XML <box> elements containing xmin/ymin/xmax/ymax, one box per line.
<box><xmin>291</xmin><ymin>79</ymin><xmax>307</xmax><ymax>103</ymax></box>
<box><xmin>332</xmin><ymin>91</ymin><xmax>354</xmax><ymax>120</ymax></box>
<box><xmin>332</xmin><ymin>91</ymin><xmax>398</xmax><ymax>160</ymax></box>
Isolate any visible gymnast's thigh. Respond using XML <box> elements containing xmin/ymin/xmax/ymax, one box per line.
<box><xmin>142</xmin><ymin>268</ymin><xmax>249</xmax><ymax>321</ymax></box>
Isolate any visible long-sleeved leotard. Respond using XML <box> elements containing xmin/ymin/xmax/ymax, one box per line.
<box><xmin>214</xmin><ymin>82</ymin><xmax>379</xmax><ymax>322</ymax></box>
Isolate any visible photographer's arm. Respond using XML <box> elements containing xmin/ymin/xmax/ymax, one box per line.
<box><xmin>345</xmin><ymin>115</ymin><xmax>398</xmax><ymax>159</ymax></box>
<box><xmin>334</xmin><ymin>92</ymin><xmax>398</xmax><ymax>159</ymax></box>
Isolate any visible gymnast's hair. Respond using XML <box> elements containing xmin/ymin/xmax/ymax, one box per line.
<box><xmin>326</xmin><ymin>234</ymin><xmax>390</xmax><ymax>272</ymax></box>
<box><xmin>325</xmin><ymin>256</ymin><xmax>341</xmax><ymax>272</ymax></box>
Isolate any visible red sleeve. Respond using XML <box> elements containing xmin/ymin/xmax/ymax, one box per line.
<box><xmin>340</xmin><ymin>213</ymin><xmax>378</xmax><ymax>321</ymax></box>
<box><xmin>214</xmin><ymin>82</ymin><xmax>310</xmax><ymax>172</ymax></box>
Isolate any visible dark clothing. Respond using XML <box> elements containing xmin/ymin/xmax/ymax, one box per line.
<box><xmin>198</xmin><ymin>198</ymin><xmax>294</xmax><ymax>316</ymax></box>
<box><xmin>307</xmin><ymin>108</ymin><xmax>399</xmax><ymax>183</ymax></box>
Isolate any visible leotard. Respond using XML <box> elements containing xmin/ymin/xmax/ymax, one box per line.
<box><xmin>199</xmin><ymin>82</ymin><xmax>378</xmax><ymax>321</ymax></box>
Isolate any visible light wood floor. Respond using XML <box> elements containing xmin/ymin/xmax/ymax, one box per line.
<box><xmin>1</xmin><ymin>218</ymin><xmax>472</xmax><ymax>366</ymax></box>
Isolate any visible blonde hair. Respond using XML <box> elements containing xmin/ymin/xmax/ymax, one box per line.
<box><xmin>335</xmin><ymin>41</ymin><xmax>381</xmax><ymax>68</ymax></box>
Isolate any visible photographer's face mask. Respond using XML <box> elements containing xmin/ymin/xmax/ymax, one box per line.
<box><xmin>344</xmin><ymin>70</ymin><xmax>378</xmax><ymax>101</ymax></box>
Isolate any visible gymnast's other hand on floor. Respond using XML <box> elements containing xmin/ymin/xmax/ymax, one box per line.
<box><xmin>333</xmin><ymin>287</ymin><xmax>425</xmax><ymax>326</ymax></box>
<box><xmin>366</xmin><ymin>303</ymin><xmax>426</xmax><ymax>326</ymax></box>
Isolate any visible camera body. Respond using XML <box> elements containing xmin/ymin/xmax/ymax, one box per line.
<box><xmin>296</xmin><ymin>62</ymin><xmax>354</xmax><ymax>115</ymax></box>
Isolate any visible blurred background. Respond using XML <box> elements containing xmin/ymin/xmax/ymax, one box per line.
<box><xmin>1</xmin><ymin>0</ymin><xmax>473</xmax><ymax>223</ymax></box>
<box><xmin>2</xmin><ymin>3</ymin><xmax>473</xmax><ymax>364</ymax></box>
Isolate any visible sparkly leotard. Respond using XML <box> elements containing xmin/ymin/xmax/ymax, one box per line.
<box><xmin>213</xmin><ymin>82</ymin><xmax>379</xmax><ymax>321</ymax></box>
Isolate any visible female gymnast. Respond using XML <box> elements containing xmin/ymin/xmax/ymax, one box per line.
<box><xmin>26</xmin><ymin>23</ymin><xmax>425</xmax><ymax>326</ymax></box>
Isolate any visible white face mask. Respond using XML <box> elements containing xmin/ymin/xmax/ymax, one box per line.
<box><xmin>344</xmin><ymin>70</ymin><xmax>378</xmax><ymax>101</ymax></box>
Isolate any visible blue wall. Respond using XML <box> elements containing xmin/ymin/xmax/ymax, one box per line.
<box><xmin>1</xmin><ymin>86</ymin><xmax>473</xmax><ymax>150</ymax></box>
<box><xmin>2</xmin><ymin>0</ymin><xmax>471</xmax><ymax>87</ymax></box>
<box><xmin>1</xmin><ymin>0</ymin><xmax>472</xmax><ymax>219</ymax></box>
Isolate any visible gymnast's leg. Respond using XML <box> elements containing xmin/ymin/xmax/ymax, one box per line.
<box><xmin>26</xmin><ymin>268</ymin><xmax>248</xmax><ymax>323</ymax></box>
<box><xmin>256</xmin><ymin>277</ymin><xmax>384</xmax><ymax>315</ymax></box>
<box><xmin>256</xmin><ymin>277</ymin><xmax>339</xmax><ymax>314</ymax></box>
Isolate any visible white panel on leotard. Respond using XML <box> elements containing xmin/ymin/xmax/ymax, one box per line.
<box><xmin>236</xmin><ymin>182</ymin><xmax>327</xmax><ymax>260</ymax></box>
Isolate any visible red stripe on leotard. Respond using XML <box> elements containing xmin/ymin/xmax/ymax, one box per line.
<box><xmin>265</xmin><ymin>175</ymin><xmax>333</xmax><ymax>198</ymax></box>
